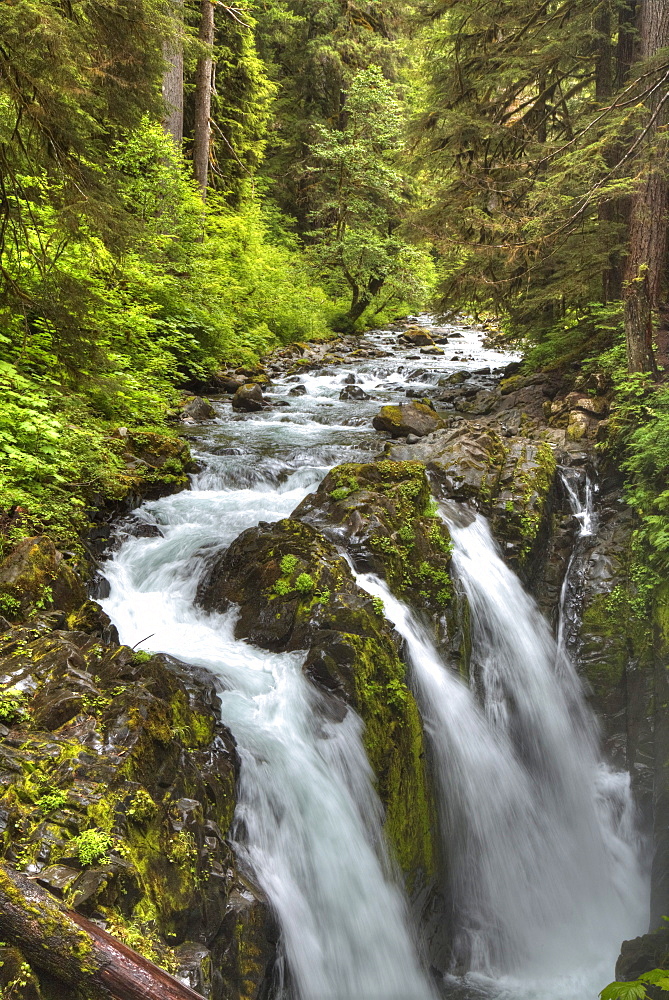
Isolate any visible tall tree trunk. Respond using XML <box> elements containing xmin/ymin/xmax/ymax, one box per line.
<box><xmin>193</xmin><ymin>0</ymin><xmax>215</xmax><ymax>196</ymax></box>
<box><xmin>623</xmin><ymin>0</ymin><xmax>669</xmax><ymax>373</ymax></box>
<box><xmin>162</xmin><ymin>2</ymin><xmax>184</xmax><ymax>146</ymax></box>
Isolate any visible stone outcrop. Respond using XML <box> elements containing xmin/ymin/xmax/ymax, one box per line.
<box><xmin>373</xmin><ymin>402</ymin><xmax>446</xmax><ymax>439</ymax></box>
<box><xmin>231</xmin><ymin>384</ymin><xmax>264</xmax><ymax>412</ymax></box>
<box><xmin>196</xmin><ymin>511</ymin><xmax>436</xmax><ymax>892</ymax></box>
<box><xmin>0</xmin><ymin>608</ymin><xmax>275</xmax><ymax>1000</ymax></box>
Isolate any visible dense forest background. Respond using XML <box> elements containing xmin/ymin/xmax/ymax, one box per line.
<box><xmin>1</xmin><ymin>0</ymin><xmax>669</xmax><ymax>566</ymax></box>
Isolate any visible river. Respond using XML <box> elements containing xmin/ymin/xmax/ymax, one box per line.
<box><xmin>100</xmin><ymin>319</ymin><xmax>648</xmax><ymax>1000</ymax></box>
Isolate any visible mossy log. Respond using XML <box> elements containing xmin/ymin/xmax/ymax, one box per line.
<box><xmin>0</xmin><ymin>864</ymin><xmax>205</xmax><ymax>1000</ymax></box>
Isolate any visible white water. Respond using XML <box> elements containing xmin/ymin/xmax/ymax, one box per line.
<box><xmin>102</xmin><ymin>481</ymin><xmax>434</xmax><ymax>1000</ymax></box>
<box><xmin>99</xmin><ymin>320</ymin><xmax>647</xmax><ymax>1000</ymax></box>
<box><xmin>356</xmin><ymin>512</ymin><xmax>647</xmax><ymax>998</ymax></box>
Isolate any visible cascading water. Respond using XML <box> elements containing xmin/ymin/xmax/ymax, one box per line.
<box><xmin>556</xmin><ymin>467</ymin><xmax>597</xmax><ymax>654</ymax></box>
<box><xmin>356</xmin><ymin>511</ymin><xmax>647</xmax><ymax>998</ymax></box>
<box><xmin>102</xmin><ymin>482</ymin><xmax>434</xmax><ymax>1000</ymax></box>
<box><xmin>99</xmin><ymin>320</ymin><xmax>647</xmax><ymax>1000</ymax></box>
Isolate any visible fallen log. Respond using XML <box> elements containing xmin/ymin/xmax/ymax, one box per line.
<box><xmin>0</xmin><ymin>864</ymin><xmax>206</xmax><ymax>1000</ymax></box>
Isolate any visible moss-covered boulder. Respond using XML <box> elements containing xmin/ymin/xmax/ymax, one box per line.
<box><xmin>196</xmin><ymin>515</ymin><xmax>436</xmax><ymax>892</ymax></box>
<box><xmin>0</xmin><ymin>611</ymin><xmax>274</xmax><ymax>1000</ymax></box>
<box><xmin>387</xmin><ymin>424</ymin><xmax>558</xmax><ymax>570</ymax></box>
<box><xmin>0</xmin><ymin>538</ymin><xmax>86</xmax><ymax>621</ymax></box>
<box><xmin>373</xmin><ymin>403</ymin><xmax>446</xmax><ymax>439</ymax></box>
<box><xmin>293</xmin><ymin>461</ymin><xmax>454</xmax><ymax>616</ymax></box>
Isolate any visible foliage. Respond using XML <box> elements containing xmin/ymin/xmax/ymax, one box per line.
<box><xmin>409</xmin><ymin>0</ymin><xmax>664</xmax><ymax>347</ymax></box>
<box><xmin>73</xmin><ymin>829</ymin><xmax>113</xmax><ymax>866</ymax></box>
<box><xmin>601</xmin><ymin>969</ymin><xmax>669</xmax><ymax>1000</ymax></box>
<box><xmin>0</xmin><ymin>691</ymin><xmax>28</xmax><ymax>726</ymax></box>
<box><xmin>305</xmin><ymin>65</ymin><xmax>435</xmax><ymax>322</ymax></box>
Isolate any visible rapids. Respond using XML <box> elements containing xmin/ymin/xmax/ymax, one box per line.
<box><xmin>100</xmin><ymin>319</ymin><xmax>648</xmax><ymax>1000</ymax></box>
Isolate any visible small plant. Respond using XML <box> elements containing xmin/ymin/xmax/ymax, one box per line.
<box><xmin>600</xmin><ymin>968</ymin><xmax>669</xmax><ymax>999</ymax></box>
<box><xmin>424</xmin><ymin>499</ymin><xmax>440</xmax><ymax>518</ymax></box>
<box><xmin>0</xmin><ymin>690</ymin><xmax>29</xmax><ymax>726</ymax></box>
<box><xmin>126</xmin><ymin>788</ymin><xmax>157</xmax><ymax>823</ymax></box>
<box><xmin>0</xmin><ymin>593</ymin><xmax>21</xmax><ymax>620</ymax></box>
<box><xmin>73</xmin><ymin>829</ymin><xmax>112</xmax><ymax>866</ymax></box>
<box><xmin>398</xmin><ymin>524</ymin><xmax>415</xmax><ymax>544</ymax></box>
<box><xmin>295</xmin><ymin>573</ymin><xmax>315</xmax><ymax>593</ymax></box>
<box><xmin>372</xmin><ymin>596</ymin><xmax>385</xmax><ymax>617</ymax></box>
<box><xmin>131</xmin><ymin>650</ymin><xmax>152</xmax><ymax>664</ymax></box>
<box><xmin>329</xmin><ymin>487</ymin><xmax>351</xmax><ymax>501</ymax></box>
<box><xmin>280</xmin><ymin>554</ymin><xmax>298</xmax><ymax>574</ymax></box>
<box><xmin>316</xmin><ymin>589</ymin><xmax>331</xmax><ymax>604</ymax></box>
<box><xmin>37</xmin><ymin>789</ymin><xmax>68</xmax><ymax>813</ymax></box>
<box><xmin>274</xmin><ymin>579</ymin><xmax>291</xmax><ymax>596</ymax></box>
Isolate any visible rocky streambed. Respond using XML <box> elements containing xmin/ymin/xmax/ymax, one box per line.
<box><xmin>0</xmin><ymin>316</ymin><xmax>664</xmax><ymax>999</ymax></box>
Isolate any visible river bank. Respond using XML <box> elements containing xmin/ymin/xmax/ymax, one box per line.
<box><xmin>0</xmin><ymin>316</ymin><xmax>663</xmax><ymax>1000</ymax></box>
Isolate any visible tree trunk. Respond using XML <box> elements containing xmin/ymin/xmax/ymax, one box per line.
<box><xmin>193</xmin><ymin>0</ymin><xmax>216</xmax><ymax>196</ymax></box>
<box><xmin>623</xmin><ymin>0</ymin><xmax>669</xmax><ymax>373</ymax></box>
<box><xmin>162</xmin><ymin>2</ymin><xmax>184</xmax><ymax>146</ymax></box>
<box><xmin>0</xmin><ymin>865</ymin><xmax>204</xmax><ymax>1000</ymax></box>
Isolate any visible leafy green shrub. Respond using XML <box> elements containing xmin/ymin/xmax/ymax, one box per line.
<box><xmin>37</xmin><ymin>790</ymin><xmax>68</xmax><ymax>813</ymax></box>
<box><xmin>73</xmin><ymin>829</ymin><xmax>113</xmax><ymax>866</ymax></box>
<box><xmin>601</xmin><ymin>969</ymin><xmax>669</xmax><ymax>999</ymax></box>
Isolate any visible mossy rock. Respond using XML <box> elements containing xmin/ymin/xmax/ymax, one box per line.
<box><xmin>0</xmin><ymin>537</ymin><xmax>86</xmax><ymax>621</ymax></box>
<box><xmin>0</xmin><ymin>613</ymin><xmax>274</xmax><ymax>999</ymax></box>
<box><xmin>196</xmin><ymin>515</ymin><xmax>436</xmax><ymax>890</ymax></box>
<box><xmin>293</xmin><ymin>461</ymin><xmax>454</xmax><ymax>615</ymax></box>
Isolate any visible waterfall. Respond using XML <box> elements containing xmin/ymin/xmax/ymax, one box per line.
<box><xmin>356</xmin><ymin>511</ymin><xmax>647</xmax><ymax>996</ymax></box>
<box><xmin>557</xmin><ymin>468</ymin><xmax>597</xmax><ymax>654</ymax></box>
<box><xmin>102</xmin><ymin>485</ymin><xmax>434</xmax><ymax>1000</ymax></box>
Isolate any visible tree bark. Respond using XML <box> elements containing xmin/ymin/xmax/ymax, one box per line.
<box><xmin>162</xmin><ymin>2</ymin><xmax>184</xmax><ymax>147</ymax></box>
<box><xmin>623</xmin><ymin>0</ymin><xmax>669</xmax><ymax>373</ymax></box>
<box><xmin>193</xmin><ymin>0</ymin><xmax>216</xmax><ymax>196</ymax></box>
<box><xmin>0</xmin><ymin>864</ymin><xmax>205</xmax><ymax>1000</ymax></box>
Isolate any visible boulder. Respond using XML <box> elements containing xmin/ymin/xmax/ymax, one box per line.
<box><xmin>196</xmin><ymin>515</ymin><xmax>436</xmax><ymax>889</ymax></box>
<box><xmin>288</xmin><ymin>384</ymin><xmax>307</xmax><ymax>396</ymax></box>
<box><xmin>0</xmin><ymin>537</ymin><xmax>86</xmax><ymax>619</ymax></box>
<box><xmin>231</xmin><ymin>383</ymin><xmax>264</xmax><ymax>412</ymax></box>
<box><xmin>181</xmin><ymin>396</ymin><xmax>217</xmax><ymax>422</ymax></box>
<box><xmin>293</xmin><ymin>461</ymin><xmax>454</xmax><ymax>616</ymax></box>
<box><xmin>0</xmin><ymin>616</ymin><xmax>273</xmax><ymax>1000</ymax></box>
<box><xmin>373</xmin><ymin>403</ymin><xmax>446</xmax><ymax>439</ymax></box>
<box><xmin>420</xmin><ymin>346</ymin><xmax>444</xmax><ymax>356</ymax></box>
<box><xmin>218</xmin><ymin>376</ymin><xmax>246</xmax><ymax>394</ymax></box>
<box><xmin>339</xmin><ymin>385</ymin><xmax>370</xmax><ymax>401</ymax></box>
<box><xmin>400</xmin><ymin>329</ymin><xmax>435</xmax><ymax>347</ymax></box>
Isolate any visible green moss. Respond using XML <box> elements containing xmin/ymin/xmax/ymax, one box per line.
<box><xmin>343</xmin><ymin>633</ymin><xmax>435</xmax><ymax>887</ymax></box>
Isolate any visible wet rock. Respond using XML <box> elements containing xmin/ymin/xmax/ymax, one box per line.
<box><xmin>617</xmin><ymin>926</ymin><xmax>669</xmax><ymax>982</ymax></box>
<box><xmin>196</xmin><ymin>502</ymin><xmax>438</xmax><ymax>888</ymax></box>
<box><xmin>0</xmin><ymin>616</ymin><xmax>266</xmax><ymax>1000</ymax></box>
<box><xmin>372</xmin><ymin>403</ymin><xmax>446</xmax><ymax>439</ymax></box>
<box><xmin>454</xmin><ymin>389</ymin><xmax>500</xmax><ymax>415</ymax></box>
<box><xmin>420</xmin><ymin>346</ymin><xmax>444</xmax><ymax>356</ymax></box>
<box><xmin>288</xmin><ymin>384</ymin><xmax>307</xmax><ymax>396</ymax></box>
<box><xmin>218</xmin><ymin>376</ymin><xmax>246</xmax><ymax>394</ymax></box>
<box><xmin>231</xmin><ymin>384</ymin><xmax>264</xmax><ymax>412</ymax></box>
<box><xmin>182</xmin><ymin>396</ymin><xmax>217</xmax><ymax>422</ymax></box>
<box><xmin>0</xmin><ymin>538</ymin><xmax>86</xmax><ymax>619</ymax></box>
<box><xmin>293</xmin><ymin>461</ymin><xmax>454</xmax><ymax>616</ymax></box>
<box><xmin>339</xmin><ymin>385</ymin><xmax>370</xmax><ymax>401</ymax></box>
<box><xmin>400</xmin><ymin>329</ymin><xmax>435</xmax><ymax>347</ymax></box>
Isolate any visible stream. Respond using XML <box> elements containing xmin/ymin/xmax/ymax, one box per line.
<box><xmin>100</xmin><ymin>320</ymin><xmax>648</xmax><ymax>1000</ymax></box>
